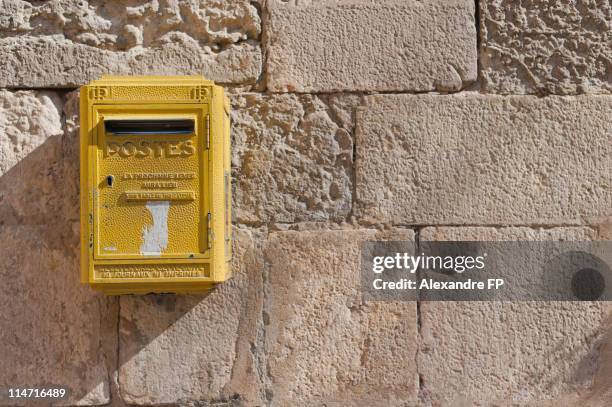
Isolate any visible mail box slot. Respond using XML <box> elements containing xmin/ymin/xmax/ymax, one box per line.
<box><xmin>104</xmin><ymin>119</ymin><xmax>195</xmax><ymax>135</ymax></box>
<box><xmin>80</xmin><ymin>75</ymin><xmax>232</xmax><ymax>295</ymax></box>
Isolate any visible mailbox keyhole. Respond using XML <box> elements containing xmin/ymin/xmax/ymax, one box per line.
<box><xmin>106</xmin><ymin>175</ymin><xmax>114</xmax><ymax>187</ymax></box>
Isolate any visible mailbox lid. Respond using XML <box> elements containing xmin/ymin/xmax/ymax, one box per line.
<box><xmin>91</xmin><ymin>104</ymin><xmax>210</xmax><ymax>259</ymax></box>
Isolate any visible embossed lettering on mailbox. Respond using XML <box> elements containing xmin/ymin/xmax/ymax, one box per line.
<box><xmin>80</xmin><ymin>76</ymin><xmax>232</xmax><ymax>295</ymax></box>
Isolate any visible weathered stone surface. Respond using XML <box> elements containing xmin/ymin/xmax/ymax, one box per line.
<box><xmin>0</xmin><ymin>0</ymin><xmax>262</xmax><ymax>87</ymax></box>
<box><xmin>421</xmin><ymin>226</ymin><xmax>598</xmax><ymax>242</ymax></box>
<box><xmin>356</xmin><ymin>94</ymin><xmax>612</xmax><ymax>226</ymax></box>
<box><xmin>0</xmin><ymin>90</ymin><xmax>78</xmax><ymax>226</ymax></box>
<box><xmin>481</xmin><ymin>0</ymin><xmax>612</xmax><ymax>95</ymax></box>
<box><xmin>418</xmin><ymin>227</ymin><xmax>611</xmax><ymax>406</ymax></box>
<box><xmin>117</xmin><ymin>228</ymin><xmax>265</xmax><ymax>405</ymax></box>
<box><xmin>264</xmin><ymin>229</ymin><xmax>418</xmax><ymax>406</ymax></box>
<box><xmin>231</xmin><ymin>94</ymin><xmax>354</xmax><ymax>224</ymax></box>
<box><xmin>62</xmin><ymin>91</ymin><xmax>81</xmax><ymax>223</ymax></box>
<box><xmin>266</xmin><ymin>0</ymin><xmax>477</xmax><ymax>92</ymax></box>
<box><xmin>0</xmin><ymin>225</ymin><xmax>115</xmax><ymax>406</ymax></box>
<box><xmin>599</xmin><ymin>217</ymin><xmax>612</xmax><ymax>240</ymax></box>
<box><xmin>0</xmin><ymin>90</ymin><xmax>62</xmax><ymax>176</ymax></box>
<box><xmin>0</xmin><ymin>90</ymin><xmax>114</xmax><ymax>405</ymax></box>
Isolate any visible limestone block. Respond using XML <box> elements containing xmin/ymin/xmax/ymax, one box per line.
<box><xmin>0</xmin><ymin>0</ymin><xmax>262</xmax><ymax>87</ymax></box>
<box><xmin>117</xmin><ymin>228</ymin><xmax>265</xmax><ymax>405</ymax></box>
<box><xmin>231</xmin><ymin>94</ymin><xmax>354</xmax><ymax>224</ymax></box>
<box><xmin>0</xmin><ymin>90</ymin><xmax>62</xmax><ymax>176</ymax></box>
<box><xmin>0</xmin><ymin>89</ymin><xmax>114</xmax><ymax>405</ymax></box>
<box><xmin>356</xmin><ymin>93</ymin><xmax>612</xmax><ymax>226</ymax></box>
<box><xmin>0</xmin><ymin>90</ymin><xmax>78</xmax><ymax>225</ymax></box>
<box><xmin>418</xmin><ymin>226</ymin><xmax>611</xmax><ymax>406</ymax></box>
<box><xmin>264</xmin><ymin>229</ymin><xmax>418</xmax><ymax>406</ymax></box>
<box><xmin>0</xmin><ymin>225</ymin><xmax>115</xmax><ymax>406</ymax></box>
<box><xmin>481</xmin><ymin>0</ymin><xmax>612</xmax><ymax>94</ymax></box>
<box><xmin>266</xmin><ymin>0</ymin><xmax>477</xmax><ymax>92</ymax></box>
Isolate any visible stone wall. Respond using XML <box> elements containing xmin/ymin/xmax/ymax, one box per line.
<box><xmin>0</xmin><ymin>0</ymin><xmax>610</xmax><ymax>406</ymax></box>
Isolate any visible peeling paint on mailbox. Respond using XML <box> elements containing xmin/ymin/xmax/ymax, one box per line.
<box><xmin>80</xmin><ymin>75</ymin><xmax>232</xmax><ymax>295</ymax></box>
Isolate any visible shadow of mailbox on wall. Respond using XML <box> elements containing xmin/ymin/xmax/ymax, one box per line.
<box><xmin>80</xmin><ymin>76</ymin><xmax>232</xmax><ymax>295</ymax></box>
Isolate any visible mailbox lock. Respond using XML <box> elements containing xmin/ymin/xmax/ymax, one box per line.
<box><xmin>106</xmin><ymin>175</ymin><xmax>114</xmax><ymax>187</ymax></box>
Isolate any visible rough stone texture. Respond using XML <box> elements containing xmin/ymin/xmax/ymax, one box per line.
<box><xmin>62</xmin><ymin>91</ymin><xmax>82</xmax><ymax>222</ymax></box>
<box><xmin>117</xmin><ymin>228</ymin><xmax>265</xmax><ymax>406</ymax></box>
<box><xmin>0</xmin><ymin>90</ymin><xmax>78</xmax><ymax>226</ymax></box>
<box><xmin>0</xmin><ymin>226</ymin><xmax>115</xmax><ymax>406</ymax></box>
<box><xmin>264</xmin><ymin>229</ymin><xmax>418</xmax><ymax>406</ymax></box>
<box><xmin>0</xmin><ymin>90</ymin><xmax>62</xmax><ymax>176</ymax></box>
<box><xmin>266</xmin><ymin>0</ymin><xmax>477</xmax><ymax>92</ymax></box>
<box><xmin>0</xmin><ymin>0</ymin><xmax>262</xmax><ymax>87</ymax></box>
<box><xmin>356</xmin><ymin>93</ymin><xmax>612</xmax><ymax>226</ymax></box>
<box><xmin>481</xmin><ymin>0</ymin><xmax>612</xmax><ymax>95</ymax></box>
<box><xmin>418</xmin><ymin>227</ymin><xmax>611</xmax><ymax>406</ymax></box>
<box><xmin>599</xmin><ymin>217</ymin><xmax>612</xmax><ymax>240</ymax></box>
<box><xmin>231</xmin><ymin>94</ymin><xmax>355</xmax><ymax>224</ymax></box>
<box><xmin>0</xmin><ymin>91</ymin><xmax>115</xmax><ymax>405</ymax></box>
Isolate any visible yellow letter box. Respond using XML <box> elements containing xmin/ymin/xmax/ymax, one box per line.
<box><xmin>80</xmin><ymin>76</ymin><xmax>232</xmax><ymax>295</ymax></box>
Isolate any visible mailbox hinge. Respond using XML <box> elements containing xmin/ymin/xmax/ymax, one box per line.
<box><xmin>205</xmin><ymin>115</ymin><xmax>210</xmax><ymax>149</ymax></box>
<box><xmin>207</xmin><ymin>212</ymin><xmax>213</xmax><ymax>249</ymax></box>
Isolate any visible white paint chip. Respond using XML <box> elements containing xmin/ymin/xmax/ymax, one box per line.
<box><xmin>140</xmin><ymin>201</ymin><xmax>170</xmax><ymax>256</ymax></box>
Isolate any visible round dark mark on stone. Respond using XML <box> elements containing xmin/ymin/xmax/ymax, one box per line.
<box><xmin>571</xmin><ymin>268</ymin><xmax>605</xmax><ymax>301</ymax></box>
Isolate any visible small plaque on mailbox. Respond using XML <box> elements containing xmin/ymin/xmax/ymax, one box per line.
<box><xmin>80</xmin><ymin>76</ymin><xmax>232</xmax><ymax>295</ymax></box>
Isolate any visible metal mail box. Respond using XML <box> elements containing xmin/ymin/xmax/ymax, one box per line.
<box><xmin>80</xmin><ymin>76</ymin><xmax>232</xmax><ymax>295</ymax></box>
